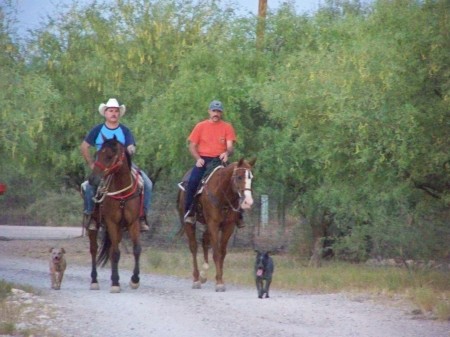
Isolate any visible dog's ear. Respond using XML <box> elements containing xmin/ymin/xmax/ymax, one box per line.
<box><xmin>61</xmin><ymin>248</ymin><xmax>66</xmax><ymax>254</ymax></box>
<box><xmin>49</xmin><ymin>247</ymin><xmax>54</xmax><ymax>253</ymax></box>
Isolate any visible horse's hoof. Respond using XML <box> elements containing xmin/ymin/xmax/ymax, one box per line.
<box><xmin>110</xmin><ymin>286</ymin><xmax>121</xmax><ymax>293</ymax></box>
<box><xmin>90</xmin><ymin>283</ymin><xmax>100</xmax><ymax>290</ymax></box>
<box><xmin>192</xmin><ymin>281</ymin><xmax>201</xmax><ymax>289</ymax></box>
<box><xmin>215</xmin><ymin>284</ymin><xmax>226</xmax><ymax>292</ymax></box>
<box><xmin>200</xmin><ymin>270</ymin><xmax>208</xmax><ymax>284</ymax></box>
<box><xmin>129</xmin><ymin>281</ymin><xmax>140</xmax><ymax>289</ymax></box>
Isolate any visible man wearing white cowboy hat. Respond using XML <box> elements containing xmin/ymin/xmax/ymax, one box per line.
<box><xmin>80</xmin><ymin>98</ymin><xmax>152</xmax><ymax>232</ymax></box>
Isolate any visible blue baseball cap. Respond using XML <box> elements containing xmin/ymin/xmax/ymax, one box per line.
<box><xmin>209</xmin><ymin>100</ymin><xmax>224</xmax><ymax>112</ymax></box>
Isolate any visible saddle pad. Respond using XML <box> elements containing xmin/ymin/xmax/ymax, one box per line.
<box><xmin>131</xmin><ymin>167</ymin><xmax>144</xmax><ymax>189</ymax></box>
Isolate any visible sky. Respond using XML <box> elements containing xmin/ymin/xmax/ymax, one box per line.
<box><xmin>12</xmin><ymin>0</ymin><xmax>323</xmax><ymax>37</ymax></box>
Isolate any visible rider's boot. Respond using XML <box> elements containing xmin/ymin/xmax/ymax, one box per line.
<box><xmin>184</xmin><ymin>211</ymin><xmax>197</xmax><ymax>225</ymax></box>
<box><xmin>83</xmin><ymin>213</ymin><xmax>97</xmax><ymax>231</ymax></box>
<box><xmin>236</xmin><ymin>211</ymin><xmax>245</xmax><ymax>228</ymax></box>
<box><xmin>139</xmin><ymin>216</ymin><xmax>150</xmax><ymax>232</ymax></box>
<box><xmin>184</xmin><ymin>206</ymin><xmax>196</xmax><ymax>224</ymax></box>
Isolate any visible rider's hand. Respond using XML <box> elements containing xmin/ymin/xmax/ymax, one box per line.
<box><xmin>196</xmin><ymin>158</ymin><xmax>205</xmax><ymax>167</ymax></box>
<box><xmin>219</xmin><ymin>151</ymin><xmax>228</xmax><ymax>163</ymax></box>
<box><xmin>127</xmin><ymin>145</ymin><xmax>136</xmax><ymax>156</ymax></box>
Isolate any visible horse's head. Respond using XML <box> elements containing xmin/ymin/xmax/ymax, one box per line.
<box><xmin>88</xmin><ymin>136</ymin><xmax>130</xmax><ymax>187</ymax></box>
<box><xmin>232</xmin><ymin>158</ymin><xmax>256</xmax><ymax>210</ymax></box>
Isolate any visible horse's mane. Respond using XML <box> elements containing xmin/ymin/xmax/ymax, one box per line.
<box><xmin>102</xmin><ymin>138</ymin><xmax>132</xmax><ymax>168</ymax></box>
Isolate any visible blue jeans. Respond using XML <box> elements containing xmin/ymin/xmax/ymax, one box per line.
<box><xmin>184</xmin><ymin>156</ymin><xmax>216</xmax><ymax>214</ymax></box>
<box><xmin>138</xmin><ymin>168</ymin><xmax>153</xmax><ymax>215</ymax></box>
<box><xmin>83</xmin><ymin>167</ymin><xmax>152</xmax><ymax>216</ymax></box>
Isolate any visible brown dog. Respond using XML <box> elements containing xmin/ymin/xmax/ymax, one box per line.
<box><xmin>49</xmin><ymin>247</ymin><xmax>66</xmax><ymax>290</ymax></box>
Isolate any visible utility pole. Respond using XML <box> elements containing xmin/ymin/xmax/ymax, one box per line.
<box><xmin>256</xmin><ymin>0</ymin><xmax>267</xmax><ymax>50</ymax></box>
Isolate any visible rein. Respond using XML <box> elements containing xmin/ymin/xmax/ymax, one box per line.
<box><xmin>92</xmin><ymin>147</ymin><xmax>140</xmax><ymax>203</ymax></box>
<box><xmin>95</xmin><ymin>173</ymin><xmax>139</xmax><ymax>202</ymax></box>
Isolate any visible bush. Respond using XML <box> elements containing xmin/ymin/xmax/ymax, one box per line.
<box><xmin>25</xmin><ymin>190</ymin><xmax>82</xmax><ymax>226</ymax></box>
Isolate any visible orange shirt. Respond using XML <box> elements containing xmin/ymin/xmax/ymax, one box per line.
<box><xmin>188</xmin><ymin>120</ymin><xmax>236</xmax><ymax>157</ymax></box>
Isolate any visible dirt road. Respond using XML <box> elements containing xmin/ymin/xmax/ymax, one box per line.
<box><xmin>0</xmin><ymin>227</ymin><xmax>449</xmax><ymax>337</ymax></box>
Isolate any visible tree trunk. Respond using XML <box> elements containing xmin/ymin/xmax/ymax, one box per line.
<box><xmin>256</xmin><ymin>0</ymin><xmax>267</xmax><ymax>50</ymax></box>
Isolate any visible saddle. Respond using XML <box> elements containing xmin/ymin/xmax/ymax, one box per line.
<box><xmin>178</xmin><ymin>164</ymin><xmax>224</xmax><ymax>194</ymax></box>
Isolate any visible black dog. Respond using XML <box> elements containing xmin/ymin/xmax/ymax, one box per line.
<box><xmin>255</xmin><ymin>250</ymin><xmax>274</xmax><ymax>299</ymax></box>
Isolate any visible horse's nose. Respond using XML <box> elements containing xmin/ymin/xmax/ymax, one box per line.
<box><xmin>240</xmin><ymin>193</ymin><xmax>254</xmax><ymax>209</ymax></box>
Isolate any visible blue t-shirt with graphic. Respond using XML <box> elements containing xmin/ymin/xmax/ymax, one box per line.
<box><xmin>84</xmin><ymin>123</ymin><xmax>135</xmax><ymax>151</ymax></box>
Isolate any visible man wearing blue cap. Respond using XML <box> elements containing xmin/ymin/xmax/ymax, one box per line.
<box><xmin>184</xmin><ymin>100</ymin><xmax>243</xmax><ymax>227</ymax></box>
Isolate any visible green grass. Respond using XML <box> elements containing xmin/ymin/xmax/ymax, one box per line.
<box><xmin>0</xmin><ymin>280</ymin><xmax>51</xmax><ymax>337</ymax></box>
<box><xmin>144</xmin><ymin>248</ymin><xmax>450</xmax><ymax>320</ymax></box>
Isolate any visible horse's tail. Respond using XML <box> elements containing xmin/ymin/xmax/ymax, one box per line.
<box><xmin>176</xmin><ymin>225</ymin><xmax>185</xmax><ymax>238</ymax></box>
<box><xmin>175</xmin><ymin>189</ymin><xmax>186</xmax><ymax>238</ymax></box>
<box><xmin>97</xmin><ymin>229</ymin><xmax>111</xmax><ymax>267</ymax></box>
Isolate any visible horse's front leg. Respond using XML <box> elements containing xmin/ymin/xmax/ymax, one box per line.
<box><xmin>129</xmin><ymin>222</ymin><xmax>141</xmax><ymax>289</ymax></box>
<box><xmin>110</xmin><ymin>246</ymin><xmax>121</xmax><ymax>293</ymax></box>
<box><xmin>108</xmin><ymin>226</ymin><xmax>122</xmax><ymax>293</ymax></box>
<box><xmin>185</xmin><ymin>223</ymin><xmax>201</xmax><ymax>289</ymax></box>
<box><xmin>214</xmin><ymin>219</ymin><xmax>235</xmax><ymax>292</ymax></box>
<box><xmin>88</xmin><ymin>230</ymin><xmax>100</xmax><ymax>290</ymax></box>
<box><xmin>207</xmin><ymin>224</ymin><xmax>226</xmax><ymax>292</ymax></box>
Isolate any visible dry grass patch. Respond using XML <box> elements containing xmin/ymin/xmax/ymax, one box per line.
<box><xmin>144</xmin><ymin>247</ymin><xmax>450</xmax><ymax>320</ymax></box>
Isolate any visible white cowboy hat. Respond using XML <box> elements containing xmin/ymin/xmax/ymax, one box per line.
<box><xmin>98</xmin><ymin>98</ymin><xmax>126</xmax><ymax>117</ymax></box>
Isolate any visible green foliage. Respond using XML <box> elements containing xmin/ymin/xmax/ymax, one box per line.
<box><xmin>1</xmin><ymin>0</ymin><xmax>449</xmax><ymax>260</ymax></box>
<box><xmin>25</xmin><ymin>190</ymin><xmax>83</xmax><ymax>226</ymax></box>
<box><xmin>255</xmin><ymin>0</ymin><xmax>450</xmax><ymax>259</ymax></box>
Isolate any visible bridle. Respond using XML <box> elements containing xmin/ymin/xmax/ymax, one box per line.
<box><xmin>92</xmin><ymin>144</ymin><xmax>139</xmax><ymax>202</ymax></box>
<box><xmin>228</xmin><ymin>166</ymin><xmax>253</xmax><ymax>211</ymax></box>
<box><xmin>94</xmin><ymin>148</ymin><xmax>126</xmax><ymax>176</ymax></box>
<box><xmin>232</xmin><ymin>167</ymin><xmax>253</xmax><ymax>194</ymax></box>
<box><xmin>202</xmin><ymin>162</ymin><xmax>254</xmax><ymax>212</ymax></box>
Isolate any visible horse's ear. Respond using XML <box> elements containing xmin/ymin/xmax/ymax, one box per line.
<box><xmin>249</xmin><ymin>158</ymin><xmax>257</xmax><ymax>167</ymax></box>
<box><xmin>113</xmin><ymin>135</ymin><xmax>117</xmax><ymax>141</ymax></box>
<box><xmin>238</xmin><ymin>158</ymin><xmax>245</xmax><ymax>166</ymax></box>
<box><xmin>101</xmin><ymin>133</ymin><xmax>107</xmax><ymax>142</ymax></box>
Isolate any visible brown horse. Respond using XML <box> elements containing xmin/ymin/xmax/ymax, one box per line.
<box><xmin>177</xmin><ymin>158</ymin><xmax>256</xmax><ymax>291</ymax></box>
<box><xmin>88</xmin><ymin>137</ymin><xmax>142</xmax><ymax>293</ymax></box>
